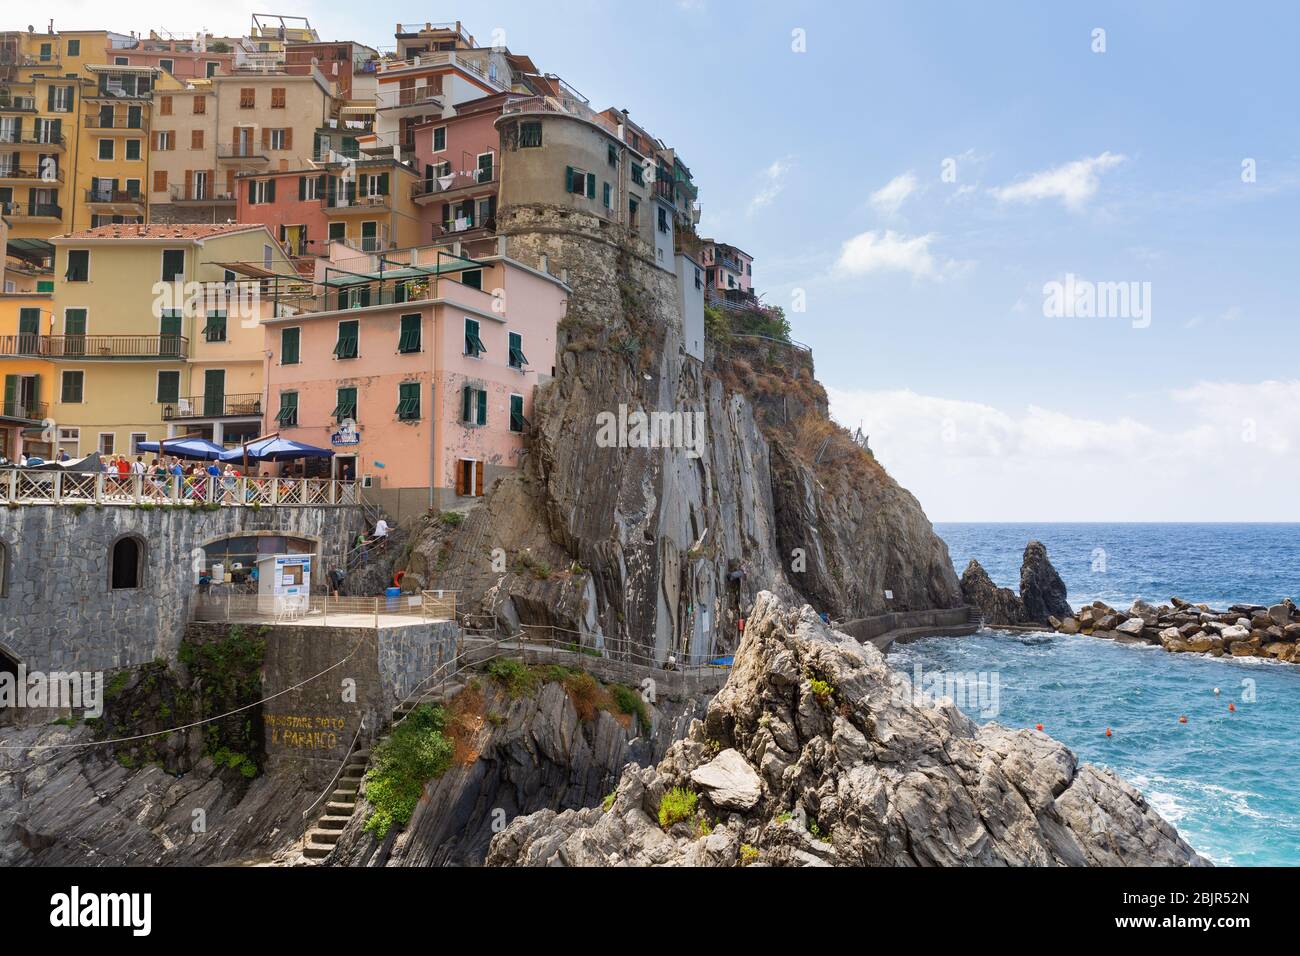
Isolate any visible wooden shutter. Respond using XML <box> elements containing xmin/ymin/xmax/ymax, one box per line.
<box><xmin>284</xmin><ymin>128</ymin><xmax>292</xmax><ymax>150</ymax></box>
<box><xmin>474</xmin><ymin>463</ymin><xmax>483</xmax><ymax>497</ymax></box>
<box><xmin>455</xmin><ymin>461</ymin><xmax>466</xmax><ymax>496</ymax></box>
<box><xmin>461</xmin><ymin>385</ymin><xmax>471</xmax><ymax>422</ymax></box>
<box><xmin>183</xmin><ymin>169</ymin><xmax>192</xmax><ymax>197</ymax></box>
<box><xmin>248</xmin><ymin>180</ymin><xmax>256</xmax><ymax>204</ymax></box>
<box><xmin>155</xmin><ymin>170</ymin><xmax>168</xmax><ymax>192</ymax></box>
<box><xmin>377</xmin><ymin>172</ymin><xmax>388</xmax><ymax>195</ymax></box>
<box><xmin>298</xmin><ymin>176</ymin><xmax>306</xmax><ymax>200</ymax></box>
<box><xmin>267</xmin><ymin>178</ymin><xmax>276</xmax><ymax>202</ymax></box>
<box><xmin>261</xmin><ymin>127</ymin><xmax>270</xmax><ymax>149</ymax></box>
<box><xmin>586</xmin><ymin>172</ymin><xmax>596</xmax><ymax>199</ymax></box>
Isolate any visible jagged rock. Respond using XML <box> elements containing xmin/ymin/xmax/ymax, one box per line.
<box><xmin>1116</xmin><ymin>618</ymin><xmax>1146</xmax><ymax>638</ymax></box>
<box><xmin>690</xmin><ymin>749</ymin><xmax>762</xmax><ymax>811</ymax></box>
<box><xmin>1129</xmin><ymin>599</ymin><xmax>1159</xmax><ymax>625</ymax></box>
<box><xmin>1059</xmin><ymin>617</ymin><xmax>1080</xmax><ymax>635</ymax></box>
<box><xmin>487</xmin><ymin>592</ymin><xmax>1207</xmax><ymax>867</ymax></box>
<box><xmin>1269</xmin><ymin>604</ymin><xmax>1292</xmax><ymax>627</ymax></box>
<box><xmin>1020</xmin><ymin>541</ymin><xmax>1071</xmax><ymax>623</ymax></box>
<box><xmin>960</xmin><ymin>559</ymin><xmax>1027</xmax><ymax>626</ymax></box>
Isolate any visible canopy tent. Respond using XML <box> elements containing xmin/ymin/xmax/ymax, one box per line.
<box><xmin>219</xmin><ymin>437</ymin><xmax>334</xmax><ymax>463</ymax></box>
<box><xmin>137</xmin><ymin>437</ymin><xmax>227</xmax><ymax>461</ymax></box>
<box><xmin>27</xmin><ymin>451</ymin><xmax>102</xmax><ymax>473</ymax></box>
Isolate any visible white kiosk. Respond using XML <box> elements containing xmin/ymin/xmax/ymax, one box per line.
<box><xmin>256</xmin><ymin>553</ymin><xmax>313</xmax><ymax>619</ymax></box>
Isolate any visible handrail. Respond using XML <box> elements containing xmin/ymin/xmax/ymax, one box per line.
<box><xmin>1</xmin><ymin>470</ymin><xmax>359</xmax><ymax>508</ymax></box>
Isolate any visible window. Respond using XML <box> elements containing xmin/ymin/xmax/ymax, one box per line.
<box><xmin>110</xmin><ymin>535</ymin><xmax>143</xmax><ymax>590</ymax></box>
<box><xmin>98</xmin><ymin>139</ymin><xmax>114</xmax><ymax>160</ymax></box>
<box><xmin>126</xmin><ymin>140</ymin><xmax>141</xmax><ymax>161</ymax></box>
<box><xmin>658</xmin><ymin>206</ymin><xmax>669</xmax><ymax>233</ymax></box>
<box><xmin>519</xmin><ymin>121</ymin><xmax>542</xmax><ymax>148</ymax></box>
<box><xmin>280</xmin><ymin>327</ymin><xmax>300</xmax><ymax>364</ymax></box>
<box><xmin>510</xmin><ymin>394</ymin><xmax>526</xmax><ymax>433</ymax></box>
<box><xmin>299</xmin><ymin>174</ymin><xmax>322</xmax><ymax>200</ymax></box>
<box><xmin>65</xmin><ymin>250</ymin><xmax>89</xmax><ymax>282</ymax></box>
<box><xmin>193</xmin><ymin>95</ymin><xmax>206</xmax><ymax>114</ymax></box>
<box><xmin>61</xmin><ymin>370</ymin><xmax>84</xmax><ymax>403</ymax></box>
<box><xmin>156</xmin><ymin>370</ymin><xmax>180</xmax><ymax>404</ymax></box>
<box><xmin>248</xmin><ymin>179</ymin><xmax>275</xmax><ymax>204</ymax></box>
<box><xmin>271</xmin><ymin>87</ymin><xmax>286</xmax><ymax>108</ymax></box>
<box><xmin>396</xmin><ymin>382</ymin><xmax>420</xmax><ymax>421</ymax></box>
<box><xmin>631</xmin><ymin>162</ymin><xmax>645</xmax><ymax>187</ymax></box>
<box><xmin>161</xmin><ymin>249</ymin><xmax>185</xmax><ymax>281</ymax></box>
<box><xmin>159</xmin><ymin>59</ymin><xmax>174</xmax><ymax>74</ymax></box>
<box><xmin>565</xmin><ymin>166</ymin><xmax>595</xmax><ymax>198</ymax></box>
<box><xmin>159</xmin><ymin>95</ymin><xmax>173</xmax><ymax>115</ymax></box>
<box><xmin>57</xmin><ymin>427</ymin><xmax>79</xmax><ymax>458</ymax></box>
<box><xmin>608</xmin><ymin>143</ymin><xmax>618</xmax><ymax>166</ymax></box>
<box><xmin>464</xmin><ymin>318</ymin><xmax>485</xmax><ymax>358</ymax></box>
<box><xmin>328</xmin><ymin>222</ymin><xmax>346</xmax><ymax>242</ymax></box>
<box><xmin>276</xmin><ymin>391</ymin><xmax>298</xmax><ymax>425</ymax></box>
<box><xmin>153</xmin><ymin>170</ymin><xmax>168</xmax><ymax>192</ymax></box>
<box><xmin>432</xmin><ymin>126</ymin><xmax>446</xmax><ymax>151</ymax></box>
<box><xmin>456</xmin><ymin>459</ymin><xmax>483</xmax><ymax>497</ymax></box>
<box><xmin>269</xmin><ymin>128</ymin><xmax>287</xmax><ymax>150</ymax></box>
<box><xmin>508</xmin><ymin>332</ymin><xmax>528</xmax><ymax>369</ymax></box>
<box><xmin>477</xmin><ymin>153</ymin><xmax>493</xmax><ymax>183</ymax></box>
<box><xmin>50</xmin><ymin>85</ymin><xmax>72</xmax><ymax>112</ymax></box>
<box><xmin>114</xmin><ymin>56</ymin><xmax>128</xmax><ymax>66</ymax></box>
<box><xmin>98</xmin><ymin>433</ymin><xmax>115</xmax><ymax>455</ymax></box>
<box><xmin>240</xmin><ymin>88</ymin><xmax>255</xmax><ymax>108</ymax></box>
<box><xmin>603</xmin><ymin>182</ymin><xmax>611</xmax><ymax>208</ymax></box>
<box><xmin>629</xmin><ymin>198</ymin><xmax>639</xmax><ymax>227</ymax></box>
<box><xmin>125</xmin><ymin>178</ymin><xmax>141</xmax><ymax>197</ymax></box>
<box><xmin>156</xmin><ymin>130</ymin><xmax>173</xmax><ymax>150</ymax></box>
<box><xmin>334</xmin><ymin>319</ymin><xmax>359</xmax><ymax>359</ymax></box>
<box><xmin>130</xmin><ymin>432</ymin><xmax>147</xmax><ymax>455</ymax></box>
<box><xmin>461</xmin><ymin>385</ymin><xmax>487</xmax><ymax>426</ymax></box>
<box><xmin>202</xmin><ymin>311</ymin><xmax>227</xmax><ymax>342</ymax></box>
<box><xmin>460</xmin><ymin>269</ymin><xmax>482</xmax><ymax>291</ymax></box>
<box><xmin>332</xmin><ymin>386</ymin><xmax>357</xmax><ymax>422</ymax></box>
<box><xmin>67</xmin><ymin>39</ymin><xmax>80</xmax><ymax>56</ymax></box>
<box><xmin>398</xmin><ymin>313</ymin><xmax>421</xmax><ymax>353</ymax></box>
<box><xmin>190</xmin><ymin>129</ymin><xmax>203</xmax><ymax>149</ymax></box>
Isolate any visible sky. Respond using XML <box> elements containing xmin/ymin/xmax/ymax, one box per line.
<box><xmin>33</xmin><ymin>0</ymin><xmax>1300</xmax><ymax>520</ymax></box>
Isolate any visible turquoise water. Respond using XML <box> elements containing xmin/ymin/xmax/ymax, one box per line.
<box><xmin>891</xmin><ymin>523</ymin><xmax>1300</xmax><ymax>866</ymax></box>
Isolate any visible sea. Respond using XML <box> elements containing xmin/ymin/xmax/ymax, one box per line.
<box><xmin>889</xmin><ymin>523</ymin><xmax>1300</xmax><ymax>866</ymax></box>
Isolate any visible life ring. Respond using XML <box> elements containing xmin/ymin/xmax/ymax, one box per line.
<box><xmin>393</xmin><ymin>570</ymin><xmax>405</xmax><ymax>588</ymax></box>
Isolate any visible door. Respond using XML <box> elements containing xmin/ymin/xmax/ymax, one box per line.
<box><xmin>203</xmin><ymin>369</ymin><xmax>225</xmax><ymax>417</ymax></box>
<box><xmin>192</xmin><ymin>170</ymin><xmax>208</xmax><ymax>200</ymax></box>
<box><xmin>127</xmin><ymin>105</ymin><xmax>142</xmax><ymax>129</ymax></box>
<box><xmin>477</xmin><ymin>152</ymin><xmax>493</xmax><ymax>183</ymax></box>
<box><xmin>160</xmin><ymin>312</ymin><xmax>182</xmax><ymax>357</ymax></box>
<box><xmin>99</xmin><ymin>105</ymin><xmax>114</xmax><ymax>129</ymax></box>
<box><xmin>18</xmin><ymin>308</ymin><xmax>40</xmax><ymax>354</ymax></box>
<box><xmin>64</xmin><ymin>308</ymin><xmax>86</xmax><ymax>356</ymax></box>
<box><xmin>361</xmin><ymin>220</ymin><xmax>377</xmax><ymax>251</ymax></box>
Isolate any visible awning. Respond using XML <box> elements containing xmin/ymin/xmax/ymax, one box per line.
<box><xmin>219</xmin><ymin>437</ymin><xmax>334</xmax><ymax>463</ymax></box>
<box><xmin>6</xmin><ymin>237</ymin><xmax>55</xmax><ymax>264</ymax></box>
<box><xmin>320</xmin><ymin>258</ymin><xmax>481</xmax><ymax>286</ymax></box>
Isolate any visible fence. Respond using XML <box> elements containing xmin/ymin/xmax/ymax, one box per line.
<box><xmin>192</xmin><ymin>589</ymin><xmax>458</xmax><ymax>628</ymax></box>
<box><xmin>0</xmin><ymin>469</ymin><xmax>358</xmax><ymax>508</ymax></box>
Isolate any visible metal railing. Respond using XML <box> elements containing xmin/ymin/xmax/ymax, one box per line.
<box><xmin>162</xmin><ymin>392</ymin><xmax>262</xmax><ymax>420</ymax></box>
<box><xmin>192</xmin><ymin>589</ymin><xmax>457</xmax><ymax>628</ymax></box>
<box><xmin>217</xmin><ymin>142</ymin><xmax>268</xmax><ymax>160</ymax></box>
<box><xmin>84</xmin><ymin>115</ymin><xmax>148</xmax><ymax>131</ymax></box>
<box><xmin>0</xmin><ymin>165</ymin><xmax>63</xmax><ymax>182</ymax></box>
<box><xmin>7</xmin><ymin>202</ymin><xmax>62</xmax><ymax>219</ymax></box>
<box><xmin>0</xmin><ymin>334</ymin><xmax>189</xmax><ymax>359</ymax></box>
<box><xmin>411</xmin><ymin>169</ymin><xmax>496</xmax><ymax>199</ymax></box>
<box><xmin>0</xmin><ymin>399</ymin><xmax>46</xmax><ymax>420</ymax></box>
<box><xmin>0</xmin><ymin>132</ymin><xmax>65</xmax><ymax>147</ymax></box>
<box><xmin>169</xmin><ymin>184</ymin><xmax>236</xmax><ymax>202</ymax></box>
<box><xmin>375</xmin><ymin>85</ymin><xmax>442</xmax><ymax>110</ymax></box>
<box><xmin>86</xmin><ymin>187</ymin><xmax>145</xmax><ymax>205</ymax></box>
<box><xmin>0</xmin><ymin>470</ymin><xmax>359</xmax><ymax>508</ymax></box>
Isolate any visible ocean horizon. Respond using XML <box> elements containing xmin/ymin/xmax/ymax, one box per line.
<box><xmin>898</xmin><ymin>522</ymin><xmax>1300</xmax><ymax>865</ymax></box>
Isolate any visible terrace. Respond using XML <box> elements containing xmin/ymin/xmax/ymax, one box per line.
<box><xmin>0</xmin><ymin>470</ymin><xmax>358</xmax><ymax>508</ymax></box>
<box><xmin>162</xmin><ymin>392</ymin><xmax>262</xmax><ymax>421</ymax></box>
<box><xmin>0</xmin><ymin>333</ymin><xmax>188</xmax><ymax>359</ymax></box>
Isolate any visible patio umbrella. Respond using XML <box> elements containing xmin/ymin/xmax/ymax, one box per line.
<box><xmin>137</xmin><ymin>438</ymin><xmax>227</xmax><ymax>461</ymax></box>
<box><xmin>218</xmin><ymin>437</ymin><xmax>334</xmax><ymax>463</ymax></box>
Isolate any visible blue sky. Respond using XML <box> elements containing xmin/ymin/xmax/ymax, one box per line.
<box><xmin>50</xmin><ymin>1</ymin><xmax>1300</xmax><ymax>519</ymax></box>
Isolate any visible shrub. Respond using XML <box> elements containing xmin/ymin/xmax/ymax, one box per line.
<box><xmin>364</xmin><ymin>705</ymin><xmax>454</xmax><ymax>839</ymax></box>
<box><xmin>602</xmin><ymin>791</ymin><xmax>616</xmax><ymax>812</ymax></box>
<box><xmin>562</xmin><ymin>671</ymin><xmax>601</xmax><ymax>721</ymax></box>
<box><xmin>658</xmin><ymin>787</ymin><xmax>697</xmax><ymax>829</ymax></box>
<box><xmin>739</xmin><ymin>844</ymin><xmax>759</xmax><ymax>866</ymax></box>
<box><xmin>610</xmin><ymin>684</ymin><xmax>651</xmax><ymax>736</ymax></box>
<box><xmin>440</xmin><ymin>510</ymin><xmax>464</xmax><ymax>527</ymax></box>
<box><xmin>485</xmin><ymin>658</ymin><xmax>536</xmax><ymax>698</ymax></box>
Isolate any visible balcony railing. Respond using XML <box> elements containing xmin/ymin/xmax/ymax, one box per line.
<box><xmin>86</xmin><ymin>187</ymin><xmax>144</xmax><ymax>205</ymax></box>
<box><xmin>0</xmin><ymin>471</ymin><xmax>358</xmax><ymax>509</ymax></box>
<box><xmin>0</xmin><ymin>399</ymin><xmax>47</xmax><ymax>421</ymax></box>
<box><xmin>375</xmin><ymin>84</ymin><xmax>442</xmax><ymax>110</ymax></box>
<box><xmin>89</xmin><ymin>84</ymin><xmax>154</xmax><ymax>100</ymax></box>
<box><xmin>323</xmin><ymin>193</ymin><xmax>391</xmax><ymax>211</ymax></box>
<box><xmin>217</xmin><ymin>142</ymin><xmax>268</xmax><ymax>160</ymax></box>
<box><xmin>432</xmin><ymin>215</ymin><xmax>495</xmax><ymax>238</ymax></box>
<box><xmin>411</xmin><ymin>168</ymin><xmax>497</xmax><ymax>199</ymax></box>
<box><xmin>0</xmin><ymin>98</ymin><xmax>38</xmax><ymax>112</ymax></box>
<box><xmin>168</xmin><ymin>184</ymin><xmax>236</xmax><ymax>203</ymax></box>
<box><xmin>0</xmin><ymin>132</ymin><xmax>66</xmax><ymax>147</ymax></box>
<box><xmin>84</xmin><ymin>114</ymin><xmax>149</xmax><ymax>131</ymax></box>
<box><xmin>0</xmin><ymin>334</ymin><xmax>188</xmax><ymax>359</ymax></box>
<box><xmin>4</xmin><ymin>202</ymin><xmax>62</xmax><ymax>219</ymax></box>
<box><xmin>162</xmin><ymin>392</ymin><xmax>262</xmax><ymax>420</ymax></box>
<box><xmin>0</xmin><ymin>164</ymin><xmax>62</xmax><ymax>182</ymax></box>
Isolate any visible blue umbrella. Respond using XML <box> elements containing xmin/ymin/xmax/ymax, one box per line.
<box><xmin>219</xmin><ymin>437</ymin><xmax>334</xmax><ymax>463</ymax></box>
<box><xmin>137</xmin><ymin>438</ymin><xmax>227</xmax><ymax>461</ymax></box>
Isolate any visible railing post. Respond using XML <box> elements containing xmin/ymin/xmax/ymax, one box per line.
<box><xmin>271</xmin><ymin>477</ymin><xmax>279</xmax><ymax>505</ymax></box>
<box><xmin>133</xmin><ymin>473</ymin><xmax>142</xmax><ymax>504</ymax></box>
<box><xmin>6</xmin><ymin>468</ymin><xmax>15</xmax><ymax>504</ymax></box>
<box><xmin>94</xmin><ymin>473</ymin><xmax>103</xmax><ymax>504</ymax></box>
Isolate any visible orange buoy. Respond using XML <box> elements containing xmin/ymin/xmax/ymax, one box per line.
<box><xmin>1105</xmin><ymin>727</ymin><xmax>1112</xmax><ymax>737</ymax></box>
<box><xmin>1228</xmin><ymin>703</ymin><xmax>1236</xmax><ymax>713</ymax></box>
<box><xmin>1035</xmin><ymin>723</ymin><xmax>1044</xmax><ymax>731</ymax></box>
<box><xmin>1178</xmin><ymin>715</ymin><xmax>1188</xmax><ymax>724</ymax></box>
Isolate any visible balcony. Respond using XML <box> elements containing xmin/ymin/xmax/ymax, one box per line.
<box><xmin>0</xmin><ymin>132</ymin><xmax>65</xmax><ymax>150</ymax></box>
<box><xmin>411</xmin><ymin>169</ymin><xmax>497</xmax><ymax>204</ymax></box>
<box><xmin>168</xmin><ymin>184</ymin><xmax>236</xmax><ymax>204</ymax></box>
<box><xmin>0</xmin><ymin>334</ymin><xmax>188</xmax><ymax>360</ymax></box>
<box><xmin>0</xmin><ymin>97</ymin><xmax>38</xmax><ymax>113</ymax></box>
<box><xmin>3</xmin><ymin>202</ymin><xmax>62</xmax><ymax>220</ymax></box>
<box><xmin>322</xmin><ymin>193</ymin><xmax>392</xmax><ymax>214</ymax></box>
<box><xmin>85</xmin><ymin>187</ymin><xmax>145</xmax><ymax>213</ymax></box>
<box><xmin>375</xmin><ymin>84</ymin><xmax>442</xmax><ymax>112</ymax></box>
<box><xmin>0</xmin><ymin>399</ymin><xmax>47</xmax><ymax>422</ymax></box>
<box><xmin>431</xmin><ymin>215</ymin><xmax>495</xmax><ymax>240</ymax></box>
<box><xmin>162</xmin><ymin>392</ymin><xmax>262</xmax><ymax>421</ymax></box>
<box><xmin>0</xmin><ymin>164</ymin><xmax>63</xmax><ymax>183</ymax></box>
<box><xmin>216</xmin><ymin>141</ymin><xmax>269</xmax><ymax>163</ymax></box>
<box><xmin>85</xmin><ymin>114</ymin><xmax>150</xmax><ymax>134</ymax></box>
<box><xmin>86</xmin><ymin>83</ymin><xmax>154</xmax><ymax>101</ymax></box>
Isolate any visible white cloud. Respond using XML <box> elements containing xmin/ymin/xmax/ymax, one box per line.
<box><xmin>833</xmin><ymin>230</ymin><xmax>948</xmax><ymax>280</ymax></box>
<box><xmin>991</xmin><ymin>152</ymin><xmax>1126</xmax><ymax>211</ymax></box>
<box><xmin>748</xmin><ymin>160</ymin><xmax>790</xmax><ymax>214</ymax></box>
<box><xmin>827</xmin><ymin>381</ymin><xmax>1300</xmax><ymax>520</ymax></box>
<box><xmin>869</xmin><ymin>172</ymin><xmax>918</xmax><ymax>216</ymax></box>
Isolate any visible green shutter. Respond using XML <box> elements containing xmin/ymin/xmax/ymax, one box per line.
<box><xmin>334</xmin><ymin>320</ymin><xmax>358</xmax><ymax>358</ymax></box>
<box><xmin>476</xmin><ymin>388</ymin><xmax>487</xmax><ymax>426</ymax></box>
<box><xmin>565</xmin><ymin>166</ymin><xmax>574</xmax><ymax>193</ymax></box>
<box><xmin>586</xmin><ymin>172</ymin><xmax>596</xmax><ymax>199</ymax></box>
<box><xmin>378</xmin><ymin>172</ymin><xmax>389</xmax><ymax>195</ymax></box>
<box><xmin>508</xmin><ymin>332</ymin><xmax>528</xmax><ymax>369</ymax></box>
<box><xmin>276</xmin><ymin>391</ymin><xmax>298</xmax><ymax>424</ymax></box>
<box><xmin>396</xmin><ymin>382</ymin><xmax>420</xmax><ymax>420</ymax></box>
<box><xmin>461</xmin><ymin>385</ymin><xmax>472</xmax><ymax>423</ymax></box>
<box><xmin>398</xmin><ymin>314</ymin><xmax>421</xmax><ymax>353</ymax></box>
<box><xmin>281</xmin><ymin>327</ymin><xmax>300</xmax><ymax>364</ymax></box>
<box><xmin>202</xmin><ymin>312</ymin><xmax>227</xmax><ymax>341</ymax></box>
<box><xmin>156</xmin><ymin>371</ymin><xmax>179</xmax><ymax>404</ymax></box>
<box><xmin>464</xmin><ymin>318</ymin><xmax>485</xmax><ymax>356</ymax></box>
<box><xmin>510</xmin><ymin>394</ymin><xmax>525</xmax><ymax>433</ymax></box>
<box><xmin>332</xmin><ymin>386</ymin><xmax>357</xmax><ymax>422</ymax></box>
<box><xmin>3</xmin><ymin>375</ymin><xmax>16</xmax><ymax>416</ymax></box>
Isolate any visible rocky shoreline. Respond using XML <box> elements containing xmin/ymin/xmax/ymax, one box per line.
<box><xmin>1050</xmin><ymin>597</ymin><xmax>1300</xmax><ymax>663</ymax></box>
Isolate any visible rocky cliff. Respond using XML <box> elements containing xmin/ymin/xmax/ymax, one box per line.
<box><xmin>961</xmin><ymin>540</ymin><xmax>1069</xmax><ymax>626</ymax></box>
<box><xmin>403</xmin><ymin>205</ymin><xmax>961</xmax><ymax>663</ymax></box>
<box><xmin>486</xmin><ymin>592</ymin><xmax>1207</xmax><ymax>867</ymax></box>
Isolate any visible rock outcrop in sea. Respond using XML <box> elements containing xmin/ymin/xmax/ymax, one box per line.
<box><xmin>1054</xmin><ymin>596</ymin><xmax>1300</xmax><ymax>663</ymax></box>
<box><xmin>960</xmin><ymin>540</ymin><xmax>1068</xmax><ymax>626</ymax></box>
<box><xmin>486</xmin><ymin>592</ymin><xmax>1207</xmax><ymax>867</ymax></box>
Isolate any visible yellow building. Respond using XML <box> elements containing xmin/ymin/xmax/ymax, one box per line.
<box><xmin>46</xmin><ymin>222</ymin><xmax>293</xmax><ymax>458</ymax></box>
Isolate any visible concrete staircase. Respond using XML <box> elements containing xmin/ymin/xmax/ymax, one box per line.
<box><xmin>302</xmin><ymin>745</ymin><xmax>370</xmax><ymax>861</ymax></box>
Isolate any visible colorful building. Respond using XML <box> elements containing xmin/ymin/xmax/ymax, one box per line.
<box><xmin>698</xmin><ymin>240</ymin><xmax>753</xmax><ymax>294</ymax></box>
<box><xmin>261</xmin><ymin>240</ymin><xmax>565</xmax><ymax>519</ymax></box>
<box><xmin>0</xmin><ymin>212</ymin><xmax>54</xmax><ymax>457</ymax></box>
<box><xmin>45</xmin><ymin>222</ymin><xmax>294</xmax><ymax>458</ymax></box>
<box><xmin>410</xmin><ymin>91</ymin><xmax>504</xmax><ymax>250</ymax></box>
<box><xmin>147</xmin><ymin>83</ymin><xmax>227</xmax><ymax>223</ymax></box>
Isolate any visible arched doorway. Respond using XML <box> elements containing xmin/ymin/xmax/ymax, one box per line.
<box><xmin>0</xmin><ymin>646</ymin><xmax>20</xmax><ymax>726</ymax></box>
<box><xmin>110</xmin><ymin>535</ymin><xmax>146</xmax><ymax>590</ymax></box>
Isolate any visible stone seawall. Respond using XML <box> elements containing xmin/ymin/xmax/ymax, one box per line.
<box><xmin>837</xmin><ymin>607</ymin><xmax>978</xmax><ymax>650</ymax></box>
<box><xmin>0</xmin><ymin>505</ymin><xmax>362</xmax><ymax>674</ymax></box>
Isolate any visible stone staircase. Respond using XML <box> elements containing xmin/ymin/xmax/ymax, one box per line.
<box><xmin>302</xmin><ymin>745</ymin><xmax>370</xmax><ymax>861</ymax></box>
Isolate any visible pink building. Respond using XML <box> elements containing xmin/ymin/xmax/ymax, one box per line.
<box><xmin>233</xmin><ymin>166</ymin><xmax>335</xmax><ymax>264</ymax></box>
<box><xmin>261</xmin><ymin>245</ymin><xmax>566</xmax><ymax>521</ymax></box>
<box><xmin>698</xmin><ymin>240</ymin><xmax>753</xmax><ymax>294</ymax></box>
<box><xmin>111</xmin><ymin>40</ymin><xmax>234</xmax><ymax>81</ymax></box>
<box><xmin>410</xmin><ymin>91</ymin><xmax>504</xmax><ymax>249</ymax></box>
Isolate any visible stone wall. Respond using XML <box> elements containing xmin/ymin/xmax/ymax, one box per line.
<box><xmin>0</xmin><ymin>504</ymin><xmax>364</xmax><ymax>673</ymax></box>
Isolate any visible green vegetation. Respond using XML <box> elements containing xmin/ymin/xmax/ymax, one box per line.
<box><xmin>104</xmin><ymin>670</ymin><xmax>131</xmax><ymax>701</ymax></box>
<box><xmin>179</xmin><ymin>626</ymin><xmax>267</xmax><ymax>775</ymax></box>
<box><xmin>212</xmin><ymin>746</ymin><xmax>258</xmax><ymax>779</ymax></box>
<box><xmin>364</xmin><ymin>705</ymin><xmax>454</xmax><ymax>839</ymax></box>
<box><xmin>806</xmin><ymin>669</ymin><xmax>835</xmax><ymax>701</ymax></box>
<box><xmin>440</xmin><ymin>510</ymin><xmax>464</xmax><ymax>527</ymax></box>
<box><xmin>696</xmin><ymin>815</ymin><xmax>714</xmax><ymax>837</ymax></box>
<box><xmin>512</xmin><ymin>551</ymin><xmax>551</xmax><ymax>580</ymax></box>
<box><xmin>658</xmin><ymin>787</ymin><xmax>697</xmax><ymax>829</ymax></box>
<box><xmin>485</xmin><ymin>658</ymin><xmax>537</xmax><ymax>698</ymax></box>
<box><xmin>739</xmin><ymin>844</ymin><xmax>759</xmax><ymax>866</ymax></box>
<box><xmin>602</xmin><ymin>791</ymin><xmax>617</xmax><ymax>812</ymax></box>
<box><xmin>610</xmin><ymin>684</ymin><xmax>651</xmax><ymax>736</ymax></box>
